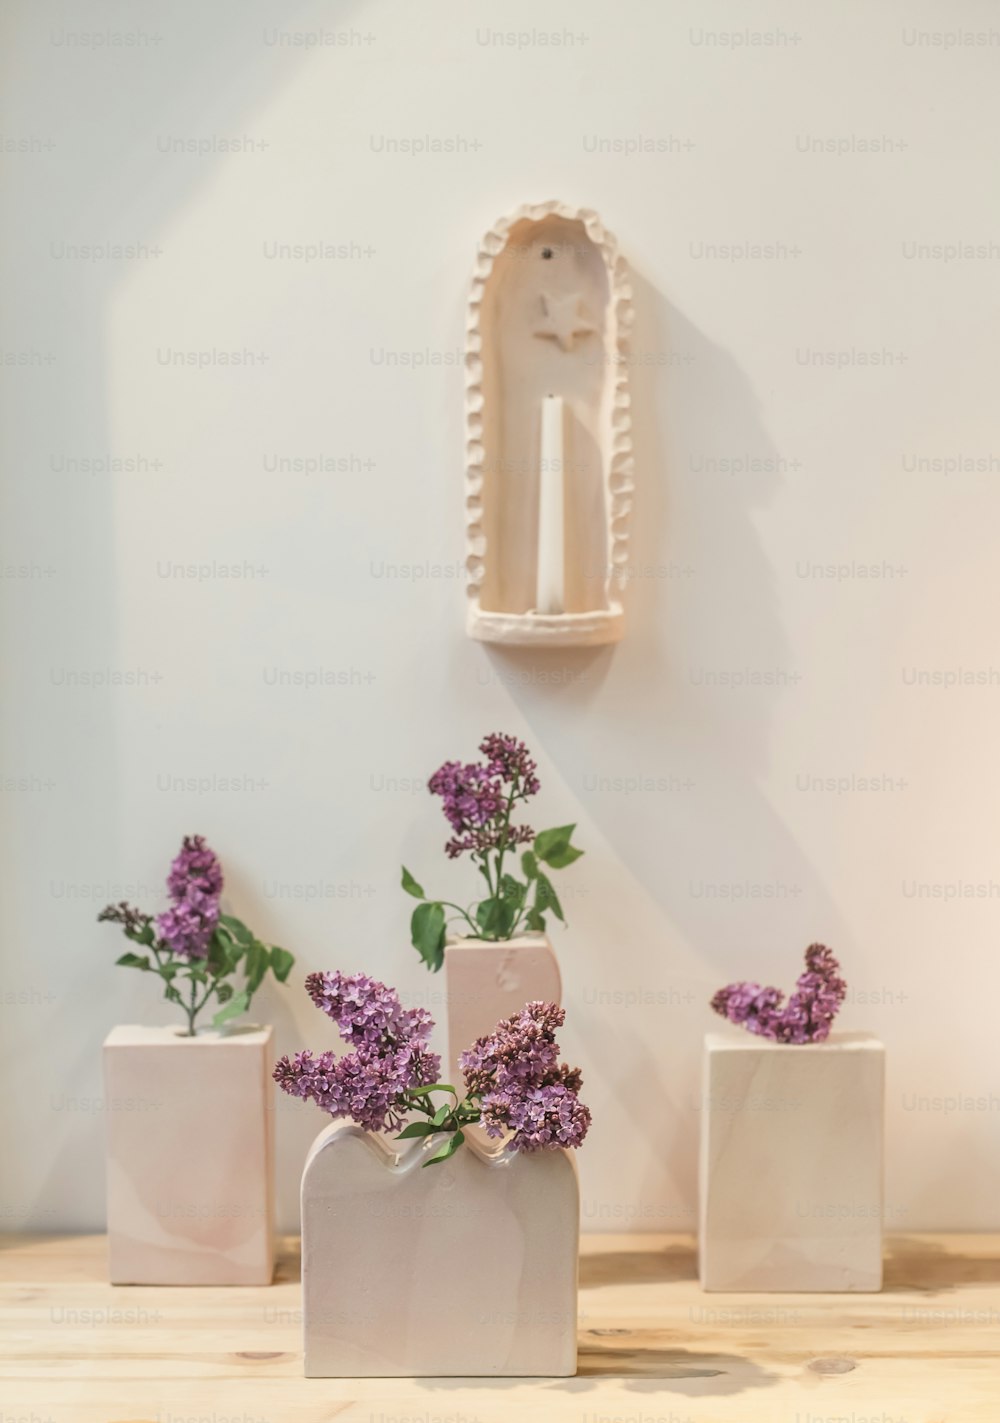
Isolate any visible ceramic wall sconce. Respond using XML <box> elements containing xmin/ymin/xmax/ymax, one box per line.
<box><xmin>443</xmin><ymin>932</ymin><xmax>562</xmax><ymax>1083</ymax></box>
<box><xmin>301</xmin><ymin>1122</ymin><xmax>579</xmax><ymax>1377</ymax></box>
<box><xmin>103</xmin><ymin>1024</ymin><xmax>275</xmax><ymax>1285</ymax></box>
<box><xmin>465</xmin><ymin>200</ymin><xmax>634</xmax><ymax>647</ymax></box>
<box><xmin>698</xmin><ymin>1031</ymin><xmax>885</xmax><ymax>1292</ymax></box>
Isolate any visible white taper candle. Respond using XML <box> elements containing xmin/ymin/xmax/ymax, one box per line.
<box><xmin>536</xmin><ymin>394</ymin><xmax>565</xmax><ymax>614</ymax></box>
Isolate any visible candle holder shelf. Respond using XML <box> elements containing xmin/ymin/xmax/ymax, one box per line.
<box><xmin>464</xmin><ymin>200</ymin><xmax>635</xmax><ymax>648</ymax></box>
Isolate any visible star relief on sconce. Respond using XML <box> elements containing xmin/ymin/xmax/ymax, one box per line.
<box><xmin>532</xmin><ymin>291</ymin><xmax>597</xmax><ymax>352</ymax></box>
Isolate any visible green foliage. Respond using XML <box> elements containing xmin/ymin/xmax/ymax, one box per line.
<box><xmin>410</xmin><ymin>901</ymin><xmax>446</xmax><ymax>972</ymax></box>
<box><xmin>500</xmin><ymin>875</ymin><xmax>526</xmax><ymax>905</ymax></box>
<box><xmin>244</xmin><ymin>940</ymin><xmax>270</xmax><ymax>994</ymax></box>
<box><xmin>124</xmin><ymin>921</ymin><xmax>156</xmax><ymax>947</ymax></box>
<box><xmin>269</xmin><ymin>946</ymin><xmax>294</xmax><ymax>982</ymax></box>
<box><xmin>402</xmin><ymin>822</ymin><xmax>583</xmax><ymax>965</ymax></box>
<box><xmin>218</xmin><ymin>914</ymin><xmax>252</xmax><ymax>946</ymax></box>
<box><xmin>534</xmin><ymin>824</ymin><xmax>585</xmax><ymax>869</ymax></box>
<box><xmin>475</xmin><ymin>896</ymin><xmax>518</xmax><ymax>939</ymax></box>
<box><xmin>401</xmin><ymin>867</ymin><xmax>426</xmax><ymax>899</ymax></box>
<box><xmin>211</xmin><ymin>988</ymin><xmax>251</xmax><ymax>1028</ymax></box>
<box><xmin>423</xmin><ymin>1130</ymin><xmax>465</xmax><ymax>1167</ymax></box>
<box><xmin>116</xmin><ymin>952</ymin><xmax>151</xmax><ymax>971</ymax></box>
<box><xmin>535</xmin><ymin>873</ymin><xmax>564</xmax><ymax>923</ymax></box>
<box><xmin>396</xmin><ymin>1120</ymin><xmax>440</xmax><ymax>1139</ymax></box>
<box><xmin>106</xmin><ymin>909</ymin><xmax>296</xmax><ymax>1037</ymax></box>
<box><xmin>400</xmin><ymin>745</ymin><xmax>585</xmax><ymax>969</ymax></box>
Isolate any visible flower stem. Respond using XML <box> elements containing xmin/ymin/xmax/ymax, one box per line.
<box><xmin>492</xmin><ymin>776</ymin><xmax>519</xmax><ymax>899</ymax></box>
<box><xmin>181</xmin><ymin>973</ymin><xmax>218</xmax><ymax>1036</ymax></box>
<box><xmin>438</xmin><ymin>900</ymin><xmax>480</xmax><ymax>935</ymax></box>
<box><xmin>184</xmin><ymin>976</ymin><xmax>198</xmax><ymax>1037</ymax></box>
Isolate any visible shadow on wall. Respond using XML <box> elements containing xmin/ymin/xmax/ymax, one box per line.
<box><xmin>480</xmin><ymin>267</ymin><xmax>849</xmax><ymax>945</ymax></box>
<box><xmin>476</xmin><ymin>266</ymin><xmax>853</xmax><ymax>1207</ymax></box>
<box><xmin>8</xmin><ymin>0</ymin><xmax>361</xmax><ymax>1234</ymax></box>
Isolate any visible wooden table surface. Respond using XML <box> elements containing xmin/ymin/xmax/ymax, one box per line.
<box><xmin>2</xmin><ymin>1232</ymin><xmax>998</xmax><ymax>1422</ymax></box>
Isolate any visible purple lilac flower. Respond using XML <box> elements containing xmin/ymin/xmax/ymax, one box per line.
<box><xmin>460</xmin><ymin>1001</ymin><xmax>591</xmax><ymax>1152</ymax></box>
<box><xmin>157</xmin><ymin>897</ymin><xmax>216</xmax><ymax>960</ymax></box>
<box><xmin>273</xmin><ymin>972</ymin><xmax>441</xmax><ymax>1133</ymax></box>
<box><xmin>479</xmin><ymin>733</ymin><xmax>541</xmax><ymax>796</ymax></box>
<box><xmin>305</xmin><ymin>970</ymin><xmax>436</xmax><ymax>1052</ymax></box>
<box><xmin>442</xmin><ymin>822</ymin><xmax>537</xmax><ymax>860</ymax></box>
<box><xmin>428</xmin><ymin>760</ymin><xmax>503</xmax><ymax>833</ymax></box>
<box><xmin>166</xmin><ymin>834</ymin><xmax>223</xmax><ymax>901</ymax></box>
<box><xmin>428</xmin><ymin>734</ymin><xmax>539</xmax><ymax>860</ymax></box>
<box><xmin>155</xmin><ymin>834</ymin><xmax>222</xmax><ymax>960</ymax></box>
<box><xmin>710</xmin><ymin>943</ymin><xmax>847</xmax><ymax>1044</ymax></box>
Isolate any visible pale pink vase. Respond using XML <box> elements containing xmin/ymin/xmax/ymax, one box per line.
<box><xmin>699</xmin><ymin>1031</ymin><xmax>885</xmax><ymax>1291</ymax></box>
<box><xmin>301</xmin><ymin>1122</ymin><xmax>579</xmax><ymax>1376</ymax></box>
<box><xmin>444</xmin><ymin>932</ymin><xmax>562</xmax><ymax>1082</ymax></box>
<box><xmin>103</xmin><ymin>1024</ymin><xmax>275</xmax><ymax>1285</ymax></box>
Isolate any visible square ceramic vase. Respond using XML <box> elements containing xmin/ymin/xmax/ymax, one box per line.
<box><xmin>103</xmin><ymin>1024</ymin><xmax>275</xmax><ymax>1285</ymax></box>
<box><xmin>444</xmin><ymin>933</ymin><xmax>561</xmax><ymax>1083</ymax></box>
<box><xmin>698</xmin><ymin>1031</ymin><xmax>885</xmax><ymax>1292</ymax></box>
<box><xmin>301</xmin><ymin>1122</ymin><xmax>579</xmax><ymax>1376</ymax></box>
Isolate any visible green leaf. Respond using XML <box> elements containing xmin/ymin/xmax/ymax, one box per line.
<box><xmin>408</xmin><ymin>1083</ymin><xmax>455</xmax><ymax>1097</ymax></box>
<box><xmin>268</xmin><ymin>945</ymin><xmax>295</xmax><ymax>983</ymax></box>
<box><xmin>212</xmin><ymin>988</ymin><xmax>250</xmax><ymax>1028</ymax></box>
<box><xmin>525</xmin><ymin>908</ymin><xmax>546</xmax><ymax>933</ymax></box>
<box><xmin>422</xmin><ymin>1130</ymin><xmax>465</xmax><ymax>1168</ymax></box>
<box><xmin>245</xmin><ymin>940</ymin><xmax>269</xmax><ymax>995</ymax></box>
<box><xmin>124</xmin><ymin>922</ymin><xmax>155</xmax><ymax>946</ymax></box>
<box><xmin>521</xmin><ymin>850</ymin><xmax>538</xmax><ymax>879</ymax></box>
<box><xmin>431</xmin><ymin>1103</ymin><xmax>452</xmax><ymax>1127</ymax></box>
<box><xmin>536</xmin><ymin>873</ymin><xmax>565</xmax><ymax>923</ymax></box>
<box><xmin>164</xmin><ymin>985</ymin><xmax>184</xmax><ymax>1006</ymax></box>
<box><xmin>533</xmin><ymin>824</ymin><xmax>584</xmax><ymax>870</ymax></box>
<box><xmin>401</xmin><ymin>866</ymin><xmax>426</xmax><ymax>900</ymax></box>
<box><xmin>115</xmin><ymin>952</ymin><xmax>150</xmax><ymax>971</ymax></box>
<box><xmin>500</xmin><ymin>874</ymin><xmax>526</xmax><ymax>906</ymax></box>
<box><xmin>411</xmin><ymin>901</ymin><xmax>446</xmax><ymax>972</ymax></box>
<box><xmin>396</xmin><ymin>1121</ymin><xmax>440</xmax><ymax>1139</ymax></box>
<box><xmin>475</xmin><ymin>897</ymin><xmax>518</xmax><ymax>939</ymax></box>
<box><xmin>214</xmin><ymin>981</ymin><xmax>234</xmax><ymax>1004</ymax></box>
<box><xmin>218</xmin><ymin>914</ymin><xmax>253</xmax><ymax>946</ymax></box>
<box><xmin>206</xmin><ymin>928</ymin><xmax>237</xmax><ymax>976</ymax></box>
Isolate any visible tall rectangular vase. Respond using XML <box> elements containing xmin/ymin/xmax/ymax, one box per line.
<box><xmin>103</xmin><ymin>1024</ymin><xmax>275</xmax><ymax>1285</ymax></box>
<box><xmin>444</xmin><ymin>933</ymin><xmax>561</xmax><ymax>1083</ymax></box>
<box><xmin>698</xmin><ymin>1031</ymin><xmax>885</xmax><ymax>1291</ymax></box>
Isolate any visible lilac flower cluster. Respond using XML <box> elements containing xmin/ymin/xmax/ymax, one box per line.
<box><xmin>460</xmin><ymin>1001</ymin><xmax>591</xmax><ymax>1152</ymax></box>
<box><xmin>97</xmin><ymin>900</ymin><xmax>153</xmax><ymax>938</ymax></box>
<box><xmin>711</xmin><ymin>943</ymin><xmax>847</xmax><ymax>1044</ymax></box>
<box><xmin>101</xmin><ymin>835</ymin><xmax>294</xmax><ymax>1036</ymax></box>
<box><xmin>428</xmin><ymin>733</ymin><xmax>539</xmax><ymax>859</ymax></box>
<box><xmin>273</xmin><ymin>973</ymin><xmax>441</xmax><ymax>1133</ymax></box>
<box><xmin>428</xmin><ymin>760</ymin><xmax>504</xmax><ymax>854</ymax></box>
<box><xmin>275</xmin><ymin>975</ymin><xmax>591</xmax><ymax>1159</ymax></box>
<box><xmin>480</xmin><ymin>733</ymin><xmax>541</xmax><ymax>796</ymax></box>
<box><xmin>155</xmin><ymin>834</ymin><xmax>222</xmax><ymax>960</ymax></box>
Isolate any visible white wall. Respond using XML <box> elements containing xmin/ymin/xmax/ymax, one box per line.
<box><xmin>3</xmin><ymin>0</ymin><xmax>1000</xmax><ymax>1235</ymax></box>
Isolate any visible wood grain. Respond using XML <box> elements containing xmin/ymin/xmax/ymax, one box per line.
<box><xmin>1</xmin><ymin>1233</ymin><xmax>997</xmax><ymax>1422</ymax></box>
